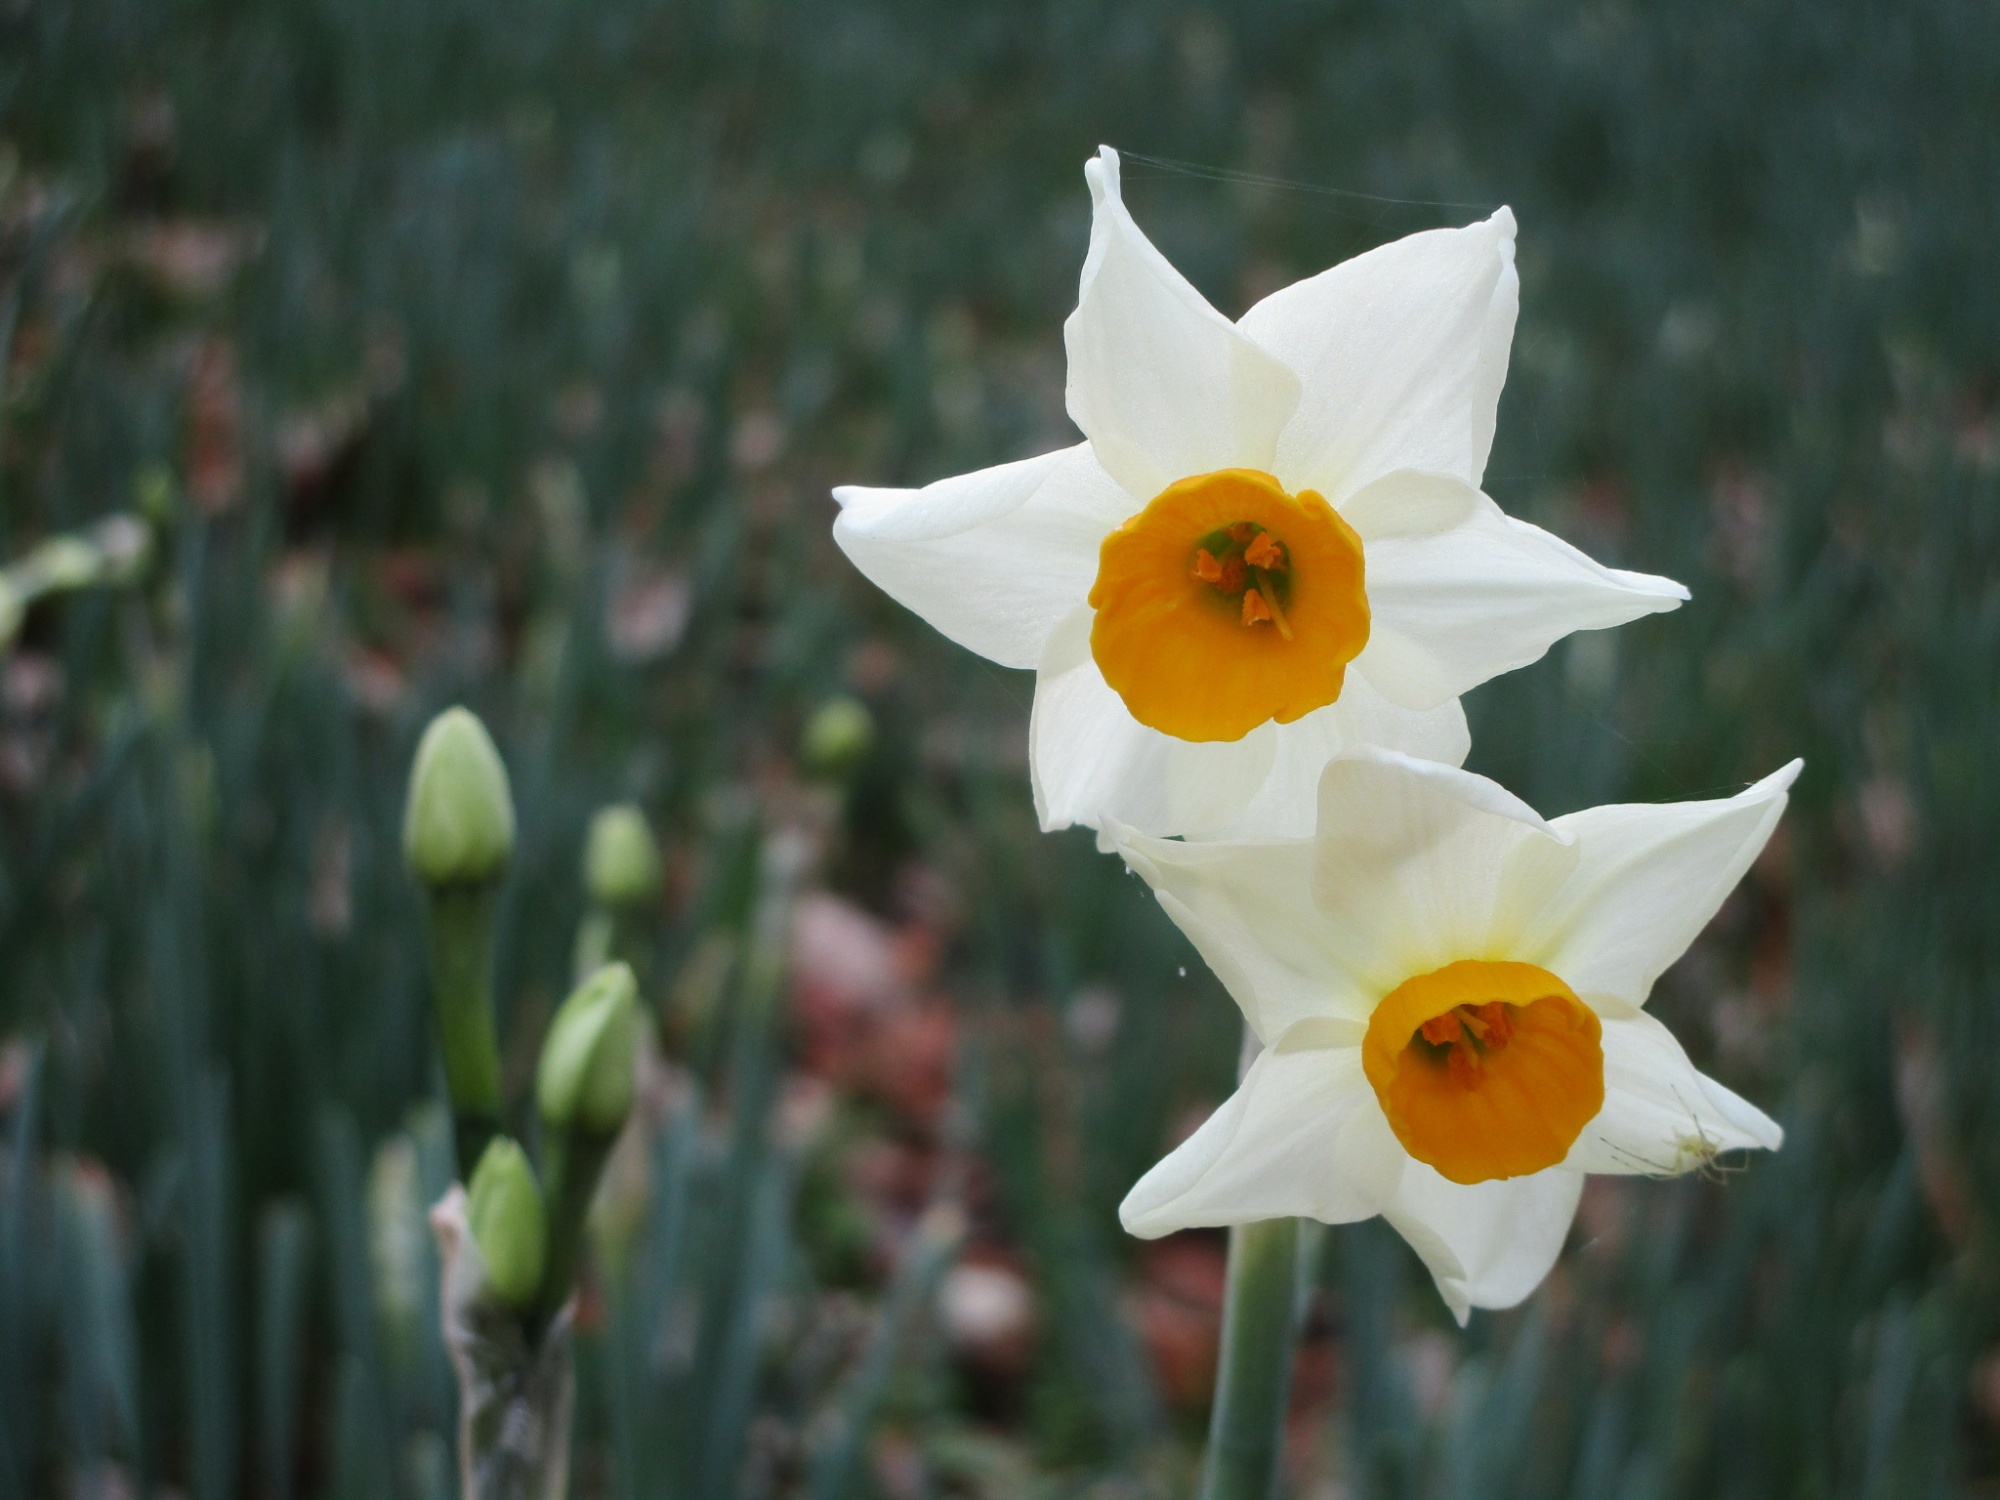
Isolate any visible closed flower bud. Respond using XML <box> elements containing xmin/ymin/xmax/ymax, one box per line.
<box><xmin>537</xmin><ymin>963</ymin><xmax>640</xmax><ymax>1137</ymax></box>
<box><xmin>466</xmin><ymin>1138</ymin><xmax>546</xmax><ymax>1309</ymax></box>
<box><xmin>403</xmin><ymin>708</ymin><xmax>516</xmax><ymax>888</ymax></box>
<box><xmin>800</xmin><ymin>695</ymin><xmax>875</xmax><ymax>778</ymax></box>
<box><xmin>26</xmin><ymin>535</ymin><xmax>103</xmax><ymax>592</ymax></box>
<box><xmin>583</xmin><ymin>804</ymin><xmax>662</xmax><ymax>909</ymax></box>
<box><xmin>0</xmin><ymin>581</ymin><xmax>23</xmax><ymax>650</ymax></box>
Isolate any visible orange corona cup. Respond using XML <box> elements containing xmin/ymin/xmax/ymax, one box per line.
<box><xmin>1361</xmin><ymin>960</ymin><xmax>1603</xmax><ymax>1186</ymax></box>
<box><xmin>1089</xmin><ymin>470</ymin><xmax>1369</xmax><ymax>743</ymax></box>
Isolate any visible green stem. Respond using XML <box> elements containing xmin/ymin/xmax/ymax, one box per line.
<box><xmin>530</xmin><ymin>1126</ymin><xmax>617</xmax><ymax>1339</ymax></box>
<box><xmin>571</xmin><ymin>906</ymin><xmax>615</xmax><ymax>985</ymax></box>
<box><xmin>422</xmin><ymin>883</ymin><xmax>504</xmax><ymax>1178</ymax></box>
<box><xmin>1199</xmin><ymin>1217</ymin><xmax>1306</xmax><ymax>1500</ymax></box>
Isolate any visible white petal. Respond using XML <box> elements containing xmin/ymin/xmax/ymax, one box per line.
<box><xmin>1028</xmin><ymin>611</ymin><xmax>1472</xmax><ymax>841</ymax></box>
<box><xmin>1120</xmin><ymin>1037</ymin><xmax>1399</xmax><ymax>1238</ymax></box>
<box><xmin>1310</xmin><ymin>752</ymin><xmax>1578</xmax><ymax>993</ymax></box>
<box><xmin>1565</xmin><ymin>1009</ymin><xmax>1782</xmax><ymax>1176</ymax></box>
<box><xmin>1523</xmin><ymin>761</ymin><xmax>1802</xmax><ymax>1008</ymax></box>
<box><xmin>832</xmin><ymin>444</ymin><xmax>1132</xmax><ymax>670</ymax></box>
<box><xmin>1355</xmin><ymin>488</ymin><xmax>1689</xmax><ymax>712</ymax></box>
<box><xmin>1216</xmin><ymin>676</ymin><xmax>1471</xmax><ymax>842</ymax></box>
<box><xmin>1382</xmin><ymin>1165</ymin><xmax>1583</xmax><ymax>1325</ymax></box>
<box><xmin>1110</xmin><ymin>828</ymin><xmax>1374</xmax><ymax>1041</ymax></box>
<box><xmin>1029</xmin><ymin>608</ymin><xmax>1274</xmax><ymax>837</ymax></box>
<box><xmin>1240</xmin><ymin>209</ymin><xmax>1518</xmax><ymax>503</ymax></box>
<box><xmin>1337</xmin><ymin>468</ymin><xmax>1484</xmax><ymax>543</ymax></box>
<box><xmin>1064</xmin><ymin>147</ymin><xmax>1301</xmax><ymax>502</ymax></box>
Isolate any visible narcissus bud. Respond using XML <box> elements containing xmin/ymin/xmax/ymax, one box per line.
<box><xmin>25</xmin><ymin>535</ymin><xmax>103</xmax><ymax>592</ymax></box>
<box><xmin>466</xmin><ymin>1137</ymin><xmax>546</xmax><ymax>1309</ymax></box>
<box><xmin>537</xmin><ymin>963</ymin><xmax>640</xmax><ymax>1137</ymax></box>
<box><xmin>403</xmin><ymin>707</ymin><xmax>516</xmax><ymax>888</ymax></box>
<box><xmin>582</xmin><ymin>804</ymin><xmax>662</xmax><ymax>909</ymax></box>
<box><xmin>800</xmin><ymin>695</ymin><xmax>875</xmax><ymax>778</ymax></box>
<box><xmin>0</xmin><ymin>581</ymin><xmax>23</xmax><ymax>650</ymax></box>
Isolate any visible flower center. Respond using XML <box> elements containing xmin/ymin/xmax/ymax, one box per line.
<box><xmin>1361</xmin><ymin>959</ymin><xmax>1604</xmax><ymax>1185</ymax></box>
<box><xmin>1087</xmin><ymin>469</ymin><xmax>1369</xmax><ymax>743</ymax></box>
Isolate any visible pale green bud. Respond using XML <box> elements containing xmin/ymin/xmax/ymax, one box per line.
<box><xmin>583</xmin><ymin>804</ymin><xmax>662</xmax><ymax>909</ymax></box>
<box><xmin>800</xmin><ymin>695</ymin><xmax>875</xmax><ymax>778</ymax></box>
<box><xmin>537</xmin><ymin>962</ymin><xmax>640</xmax><ymax>1137</ymax></box>
<box><xmin>402</xmin><ymin>707</ymin><xmax>516</xmax><ymax>888</ymax></box>
<box><xmin>0</xmin><ymin>581</ymin><xmax>23</xmax><ymax>650</ymax></box>
<box><xmin>466</xmin><ymin>1137</ymin><xmax>545</xmax><ymax>1309</ymax></box>
<box><xmin>27</xmin><ymin>536</ymin><xmax>102</xmax><ymax>593</ymax></box>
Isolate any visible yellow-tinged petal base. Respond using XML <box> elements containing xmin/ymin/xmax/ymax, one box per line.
<box><xmin>1088</xmin><ymin>469</ymin><xmax>1369</xmax><ymax>743</ymax></box>
<box><xmin>1362</xmin><ymin>959</ymin><xmax>1603</xmax><ymax>1185</ymax></box>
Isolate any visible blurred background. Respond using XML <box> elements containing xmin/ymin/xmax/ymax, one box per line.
<box><xmin>2</xmin><ymin>0</ymin><xmax>1997</xmax><ymax>1495</ymax></box>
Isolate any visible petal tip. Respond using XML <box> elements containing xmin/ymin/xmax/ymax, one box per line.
<box><xmin>1116</xmin><ymin>1189</ymin><xmax>1174</xmax><ymax>1241</ymax></box>
<box><xmin>1739</xmin><ymin>758</ymin><xmax>1804</xmax><ymax>804</ymax></box>
<box><xmin>1086</xmin><ymin>145</ymin><xmax>1122</xmax><ymax>201</ymax></box>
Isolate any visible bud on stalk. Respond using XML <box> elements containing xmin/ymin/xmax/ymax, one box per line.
<box><xmin>531</xmin><ymin>962</ymin><xmax>640</xmax><ymax>1332</ymax></box>
<box><xmin>799</xmin><ymin>694</ymin><xmax>875</xmax><ymax>780</ymax></box>
<box><xmin>583</xmin><ymin>804</ymin><xmax>662</xmax><ymax>910</ymax></box>
<box><xmin>572</xmin><ymin>804</ymin><xmax>661</xmax><ymax>980</ymax></box>
<box><xmin>466</xmin><ymin>1138</ymin><xmax>547</xmax><ymax>1310</ymax></box>
<box><xmin>404</xmin><ymin>708</ymin><xmax>516</xmax><ymax>887</ymax></box>
<box><xmin>404</xmin><ymin>707</ymin><xmax>516</xmax><ymax>1178</ymax></box>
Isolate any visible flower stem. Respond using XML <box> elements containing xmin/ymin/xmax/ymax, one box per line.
<box><xmin>571</xmin><ymin>905</ymin><xmax>615</xmax><ymax>985</ymax></box>
<box><xmin>529</xmin><ymin>1125</ymin><xmax>617</xmax><ymax>1339</ymax></box>
<box><xmin>1199</xmin><ymin>1216</ymin><xmax>1307</xmax><ymax>1500</ymax></box>
<box><xmin>422</xmin><ymin>883</ymin><xmax>505</xmax><ymax>1178</ymax></box>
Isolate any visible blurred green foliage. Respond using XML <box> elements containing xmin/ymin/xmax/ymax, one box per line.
<box><xmin>1</xmin><ymin>0</ymin><xmax>1997</xmax><ymax>1496</ymax></box>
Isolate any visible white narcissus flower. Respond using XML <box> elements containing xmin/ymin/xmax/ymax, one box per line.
<box><xmin>1109</xmin><ymin>750</ymin><xmax>1800</xmax><ymax>1323</ymax></box>
<box><xmin>833</xmin><ymin>146</ymin><xmax>1687</xmax><ymax>840</ymax></box>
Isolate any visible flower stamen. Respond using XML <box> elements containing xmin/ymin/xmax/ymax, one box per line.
<box><xmin>1192</xmin><ymin>525</ymin><xmax>1285</xmax><ymax>625</ymax></box>
<box><xmin>1243</xmin><ymin>531</ymin><xmax>1287</xmax><ymax>572</ymax></box>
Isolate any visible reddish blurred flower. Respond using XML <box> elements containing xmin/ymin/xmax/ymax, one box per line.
<box><xmin>1126</xmin><ymin>1235</ymin><xmax>1226</xmax><ymax>1413</ymax></box>
<box><xmin>184</xmin><ymin>337</ymin><xmax>244</xmax><ymax>516</ymax></box>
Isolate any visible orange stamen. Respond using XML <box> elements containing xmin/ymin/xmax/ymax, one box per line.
<box><xmin>1447</xmin><ymin>1046</ymin><xmax>1483</xmax><ymax>1088</ymax></box>
<box><xmin>1471</xmin><ymin>1002</ymin><xmax>1514</xmax><ymax>1046</ymax></box>
<box><xmin>1419</xmin><ymin>1013</ymin><xmax>1463</xmax><ymax>1046</ymax></box>
<box><xmin>1241</xmin><ymin>589</ymin><xmax>1274</xmax><ymax>627</ymax></box>
<box><xmin>1244</xmin><ymin>531</ymin><xmax>1287</xmax><ymax>571</ymax></box>
<box><xmin>1191</xmin><ymin>548</ymin><xmax>1225</xmax><ymax>584</ymax></box>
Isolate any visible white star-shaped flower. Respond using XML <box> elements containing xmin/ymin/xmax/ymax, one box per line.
<box><xmin>834</xmin><ymin>147</ymin><xmax>1686</xmax><ymax>839</ymax></box>
<box><xmin>1108</xmin><ymin>750</ymin><xmax>1799</xmax><ymax>1322</ymax></box>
